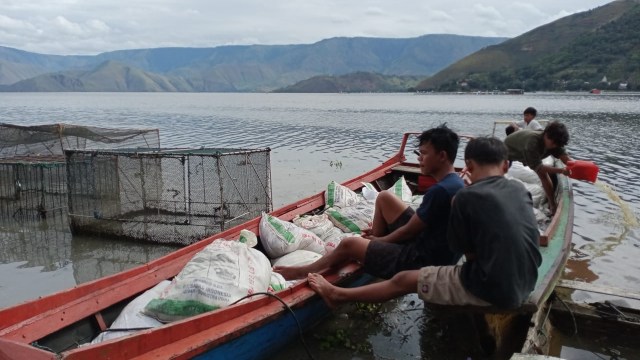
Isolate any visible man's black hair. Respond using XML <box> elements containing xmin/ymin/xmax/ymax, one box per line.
<box><xmin>524</xmin><ymin>107</ymin><xmax>537</xmax><ymax>117</ymax></box>
<box><xmin>505</xmin><ymin>125</ymin><xmax>516</xmax><ymax>136</ymax></box>
<box><xmin>543</xmin><ymin>121</ymin><xmax>569</xmax><ymax>147</ymax></box>
<box><xmin>416</xmin><ymin>124</ymin><xmax>459</xmax><ymax>163</ymax></box>
<box><xmin>464</xmin><ymin>137</ymin><xmax>507</xmax><ymax>165</ymax></box>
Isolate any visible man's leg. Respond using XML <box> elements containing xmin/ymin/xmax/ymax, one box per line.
<box><xmin>308</xmin><ymin>270</ymin><xmax>419</xmax><ymax>308</ymax></box>
<box><xmin>273</xmin><ymin>236</ymin><xmax>371</xmax><ymax>280</ymax></box>
<box><xmin>370</xmin><ymin>190</ymin><xmax>411</xmax><ymax>236</ymax></box>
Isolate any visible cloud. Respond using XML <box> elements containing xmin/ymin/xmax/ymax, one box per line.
<box><xmin>364</xmin><ymin>7</ymin><xmax>385</xmax><ymax>17</ymax></box>
<box><xmin>426</xmin><ymin>10</ymin><xmax>454</xmax><ymax>23</ymax></box>
<box><xmin>473</xmin><ymin>4</ymin><xmax>504</xmax><ymax>22</ymax></box>
<box><xmin>53</xmin><ymin>16</ymin><xmax>84</xmax><ymax>35</ymax></box>
<box><xmin>0</xmin><ymin>0</ymin><xmax>616</xmax><ymax>55</ymax></box>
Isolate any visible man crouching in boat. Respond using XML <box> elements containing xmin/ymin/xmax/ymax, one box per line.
<box><xmin>504</xmin><ymin>121</ymin><xmax>572</xmax><ymax>214</ymax></box>
<box><xmin>274</xmin><ymin>124</ymin><xmax>464</xmax><ymax>280</ymax></box>
<box><xmin>307</xmin><ymin>137</ymin><xmax>542</xmax><ymax>310</ymax></box>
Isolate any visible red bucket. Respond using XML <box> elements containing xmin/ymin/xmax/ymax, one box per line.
<box><xmin>567</xmin><ymin>160</ymin><xmax>599</xmax><ymax>182</ymax></box>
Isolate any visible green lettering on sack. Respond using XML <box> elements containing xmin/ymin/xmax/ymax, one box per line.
<box><xmin>327</xmin><ymin>181</ymin><xmax>336</xmax><ymax>207</ymax></box>
<box><xmin>267</xmin><ymin>215</ymin><xmax>296</xmax><ymax>243</ymax></box>
<box><xmin>327</xmin><ymin>209</ymin><xmax>361</xmax><ymax>233</ymax></box>
<box><xmin>393</xmin><ymin>176</ymin><xmax>404</xmax><ymax>197</ymax></box>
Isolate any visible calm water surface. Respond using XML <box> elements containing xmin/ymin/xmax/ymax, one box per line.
<box><xmin>1</xmin><ymin>92</ymin><xmax>639</xmax><ymax>358</ymax></box>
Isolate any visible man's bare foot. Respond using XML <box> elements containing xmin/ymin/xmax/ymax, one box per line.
<box><xmin>272</xmin><ymin>266</ymin><xmax>306</xmax><ymax>280</ymax></box>
<box><xmin>308</xmin><ymin>273</ymin><xmax>341</xmax><ymax>309</ymax></box>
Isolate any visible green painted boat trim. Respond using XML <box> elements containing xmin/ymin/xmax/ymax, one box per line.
<box><xmin>529</xmin><ymin>174</ymin><xmax>574</xmax><ymax>307</ymax></box>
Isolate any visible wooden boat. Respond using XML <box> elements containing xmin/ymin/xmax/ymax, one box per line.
<box><xmin>0</xmin><ymin>132</ymin><xmax>574</xmax><ymax>360</ymax></box>
<box><xmin>516</xmin><ymin>280</ymin><xmax>640</xmax><ymax>358</ymax></box>
<box><xmin>0</xmin><ymin>133</ymin><xmax>422</xmax><ymax>359</ymax></box>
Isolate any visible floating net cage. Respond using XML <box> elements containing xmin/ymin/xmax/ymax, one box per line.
<box><xmin>0</xmin><ymin>156</ymin><xmax>67</xmax><ymax>221</ymax></box>
<box><xmin>0</xmin><ymin>123</ymin><xmax>160</xmax><ymax>222</ymax></box>
<box><xmin>65</xmin><ymin>147</ymin><xmax>272</xmax><ymax>245</ymax></box>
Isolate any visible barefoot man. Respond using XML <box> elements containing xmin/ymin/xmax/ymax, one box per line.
<box><xmin>274</xmin><ymin>125</ymin><xmax>464</xmax><ymax>281</ymax></box>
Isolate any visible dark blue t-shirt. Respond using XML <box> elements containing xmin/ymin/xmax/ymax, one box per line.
<box><xmin>398</xmin><ymin>173</ymin><xmax>464</xmax><ymax>268</ymax></box>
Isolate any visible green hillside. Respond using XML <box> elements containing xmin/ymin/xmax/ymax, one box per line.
<box><xmin>6</xmin><ymin>61</ymin><xmax>192</xmax><ymax>92</ymax></box>
<box><xmin>273</xmin><ymin>72</ymin><xmax>421</xmax><ymax>93</ymax></box>
<box><xmin>417</xmin><ymin>0</ymin><xmax>640</xmax><ymax>91</ymax></box>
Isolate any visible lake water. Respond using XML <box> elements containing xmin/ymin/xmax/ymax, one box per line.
<box><xmin>1</xmin><ymin>92</ymin><xmax>639</xmax><ymax>358</ymax></box>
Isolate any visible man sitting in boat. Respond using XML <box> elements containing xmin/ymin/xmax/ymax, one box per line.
<box><xmin>307</xmin><ymin>137</ymin><xmax>542</xmax><ymax>309</ymax></box>
<box><xmin>505</xmin><ymin>106</ymin><xmax>543</xmax><ymax>136</ymax></box>
<box><xmin>274</xmin><ymin>125</ymin><xmax>464</xmax><ymax>280</ymax></box>
<box><xmin>505</xmin><ymin>121</ymin><xmax>572</xmax><ymax>214</ymax></box>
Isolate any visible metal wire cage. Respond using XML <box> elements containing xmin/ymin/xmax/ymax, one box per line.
<box><xmin>65</xmin><ymin>147</ymin><xmax>272</xmax><ymax>245</ymax></box>
<box><xmin>0</xmin><ymin>123</ymin><xmax>160</xmax><ymax>222</ymax></box>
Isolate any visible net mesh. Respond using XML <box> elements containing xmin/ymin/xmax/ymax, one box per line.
<box><xmin>0</xmin><ymin>123</ymin><xmax>160</xmax><ymax>157</ymax></box>
<box><xmin>66</xmin><ymin>148</ymin><xmax>272</xmax><ymax>245</ymax></box>
<box><xmin>0</xmin><ymin>123</ymin><xmax>160</xmax><ymax>222</ymax></box>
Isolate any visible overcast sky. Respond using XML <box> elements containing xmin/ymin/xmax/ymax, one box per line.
<box><xmin>1</xmin><ymin>0</ymin><xmax>614</xmax><ymax>55</ymax></box>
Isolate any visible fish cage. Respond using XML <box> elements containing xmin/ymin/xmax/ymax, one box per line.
<box><xmin>0</xmin><ymin>123</ymin><xmax>160</xmax><ymax>222</ymax></box>
<box><xmin>0</xmin><ymin>156</ymin><xmax>67</xmax><ymax>221</ymax></box>
<box><xmin>65</xmin><ymin>147</ymin><xmax>272</xmax><ymax>245</ymax></box>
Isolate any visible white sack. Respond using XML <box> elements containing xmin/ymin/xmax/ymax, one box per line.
<box><xmin>143</xmin><ymin>240</ymin><xmax>272</xmax><ymax>322</ymax></box>
<box><xmin>325</xmin><ymin>200</ymin><xmax>375</xmax><ymax>234</ymax></box>
<box><xmin>91</xmin><ymin>280</ymin><xmax>170</xmax><ymax>344</ymax></box>
<box><xmin>388</xmin><ymin>176</ymin><xmax>413</xmax><ymax>202</ymax></box>
<box><xmin>325</xmin><ymin>181</ymin><xmax>360</xmax><ymax>208</ymax></box>
<box><xmin>271</xmin><ymin>249</ymin><xmax>323</xmax><ymax>267</ymax></box>
<box><xmin>259</xmin><ymin>213</ymin><xmax>326</xmax><ymax>258</ymax></box>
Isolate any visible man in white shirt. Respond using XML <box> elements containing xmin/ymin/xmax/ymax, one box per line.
<box><xmin>506</xmin><ymin>107</ymin><xmax>543</xmax><ymax>135</ymax></box>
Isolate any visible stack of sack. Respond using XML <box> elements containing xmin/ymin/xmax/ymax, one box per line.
<box><xmin>91</xmin><ymin>177</ymin><xmax>418</xmax><ymax>342</ymax></box>
<box><xmin>506</xmin><ymin>160</ymin><xmax>549</xmax><ymax>224</ymax></box>
<box><xmin>92</xmin><ymin>236</ymin><xmax>277</xmax><ymax>343</ymax></box>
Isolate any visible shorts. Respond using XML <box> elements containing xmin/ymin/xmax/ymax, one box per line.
<box><xmin>363</xmin><ymin>207</ymin><xmax>415</xmax><ymax>279</ymax></box>
<box><xmin>388</xmin><ymin>206</ymin><xmax>414</xmax><ymax>232</ymax></box>
<box><xmin>417</xmin><ymin>266</ymin><xmax>491</xmax><ymax>306</ymax></box>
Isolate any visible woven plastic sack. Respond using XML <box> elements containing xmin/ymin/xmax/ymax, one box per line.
<box><xmin>388</xmin><ymin>176</ymin><xmax>413</xmax><ymax>202</ymax></box>
<box><xmin>325</xmin><ymin>181</ymin><xmax>360</xmax><ymax>208</ymax></box>
<box><xmin>325</xmin><ymin>200</ymin><xmax>375</xmax><ymax>234</ymax></box>
<box><xmin>271</xmin><ymin>249</ymin><xmax>323</xmax><ymax>267</ymax></box>
<box><xmin>259</xmin><ymin>213</ymin><xmax>326</xmax><ymax>258</ymax></box>
<box><xmin>293</xmin><ymin>213</ymin><xmax>336</xmax><ymax>239</ymax></box>
<box><xmin>143</xmin><ymin>240</ymin><xmax>271</xmax><ymax>322</ymax></box>
<box><xmin>91</xmin><ymin>280</ymin><xmax>170</xmax><ymax>344</ymax></box>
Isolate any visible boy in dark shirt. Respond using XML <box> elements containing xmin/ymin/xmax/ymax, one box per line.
<box><xmin>307</xmin><ymin>137</ymin><xmax>542</xmax><ymax>310</ymax></box>
<box><xmin>274</xmin><ymin>125</ymin><xmax>464</xmax><ymax>280</ymax></box>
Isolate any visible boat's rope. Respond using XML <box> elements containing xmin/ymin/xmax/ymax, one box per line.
<box><xmin>230</xmin><ymin>291</ymin><xmax>316</xmax><ymax>360</ymax></box>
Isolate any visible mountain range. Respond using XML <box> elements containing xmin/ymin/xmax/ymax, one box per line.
<box><xmin>3</xmin><ymin>0</ymin><xmax>638</xmax><ymax>93</ymax></box>
<box><xmin>0</xmin><ymin>35</ymin><xmax>506</xmax><ymax>92</ymax></box>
